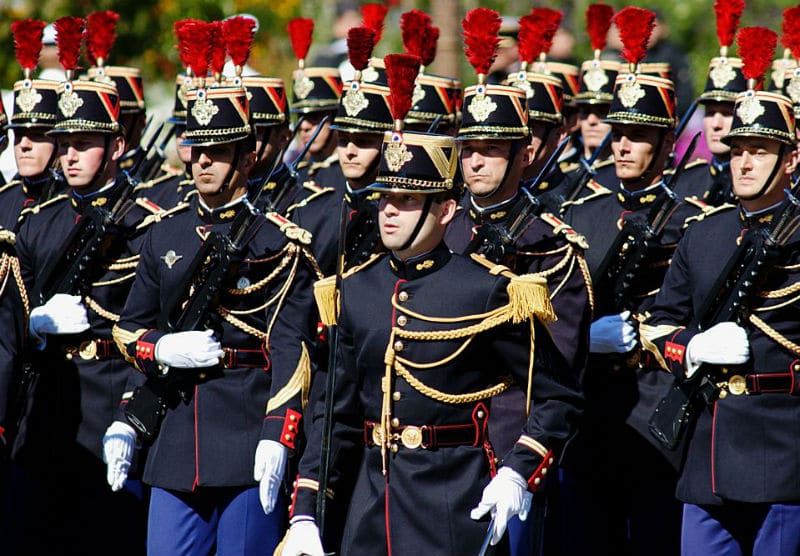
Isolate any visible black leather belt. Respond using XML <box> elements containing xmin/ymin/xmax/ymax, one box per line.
<box><xmin>364</xmin><ymin>419</ymin><xmax>487</xmax><ymax>450</ymax></box>
<box><xmin>64</xmin><ymin>339</ymin><xmax>122</xmax><ymax>361</ymax></box>
<box><xmin>222</xmin><ymin>347</ymin><xmax>271</xmax><ymax>370</ymax></box>
<box><xmin>726</xmin><ymin>372</ymin><xmax>796</xmax><ymax>395</ymax></box>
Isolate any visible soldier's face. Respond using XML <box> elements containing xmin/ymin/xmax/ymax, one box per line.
<box><xmin>299</xmin><ymin>113</ymin><xmax>335</xmax><ymax>156</ymax></box>
<box><xmin>611</xmin><ymin>124</ymin><xmax>666</xmax><ymax>185</ymax></box>
<box><xmin>255</xmin><ymin>124</ymin><xmax>291</xmax><ymax>170</ymax></box>
<box><xmin>58</xmin><ymin>133</ymin><xmax>123</xmax><ymax>190</ymax></box>
<box><xmin>579</xmin><ymin>104</ymin><xmax>611</xmax><ymax>151</ymax></box>
<box><xmin>14</xmin><ymin>128</ymin><xmax>55</xmax><ymax>178</ymax></box>
<box><xmin>191</xmin><ymin>142</ymin><xmax>254</xmax><ymax>201</ymax></box>
<box><xmin>702</xmin><ymin>101</ymin><xmax>734</xmax><ymax>157</ymax></box>
<box><xmin>730</xmin><ymin>137</ymin><xmax>793</xmax><ymax>207</ymax></box>
<box><xmin>460</xmin><ymin>139</ymin><xmax>520</xmax><ymax>199</ymax></box>
<box><xmin>378</xmin><ymin>192</ymin><xmax>455</xmax><ymax>259</ymax></box>
<box><xmin>337</xmin><ymin>131</ymin><xmax>382</xmax><ymax>186</ymax></box>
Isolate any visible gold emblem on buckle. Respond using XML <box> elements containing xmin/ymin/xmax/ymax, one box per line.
<box><xmin>79</xmin><ymin>340</ymin><xmax>98</xmax><ymax>360</ymax></box>
<box><xmin>400</xmin><ymin>426</ymin><xmax>423</xmax><ymax>449</ymax></box>
<box><xmin>372</xmin><ymin>425</ymin><xmax>385</xmax><ymax>447</ymax></box>
<box><xmin>727</xmin><ymin>374</ymin><xmax>747</xmax><ymax>396</ymax></box>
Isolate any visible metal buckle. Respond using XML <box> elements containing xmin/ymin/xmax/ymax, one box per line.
<box><xmin>727</xmin><ymin>374</ymin><xmax>748</xmax><ymax>396</ymax></box>
<box><xmin>400</xmin><ymin>426</ymin><xmax>426</xmax><ymax>450</ymax></box>
<box><xmin>78</xmin><ymin>340</ymin><xmax>98</xmax><ymax>360</ymax></box>
<box><xmin>371</xmin><ymin>425</ymin><xmax>385</xmax><ymax>447</ymax></box>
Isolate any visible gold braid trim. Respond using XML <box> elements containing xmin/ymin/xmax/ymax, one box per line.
<box><xmin>749</xmin><ymin>314</ymin><xmax>800</xmax><ymax>355</ymax></box>
<box><xmin>754</xmin><ymin>291</ymin><xmax>800</xmax><ymax>312</ymax></box>
<box><xmin>285</xmin><ymin>186</ymin><xmax>335</xmax><ymax>216</ymax></box>
<box><xmin>518</xmin><ymin>244</ymin><xmax>570</xmax><ymax>257</ymax></box>
<box><xmin>301</xmin><ymin>246</ymin><xmax>324</xmax><ymax>280</ymax></box>
<box><xmin>0</xmin><ymin>257</ymin><xmax>11</xmax><ymax>308</ymax></box>
<box><xmin>394</xmin><ymin>360</ymin><xmax>512</xmax><ymax>404</ymax></box>
<box><xmin>104</xmin><ymin>254</ymin><xmax>140</xmax><ymax>271</ymax></box>
<box><xmin>9</xmin><ymin>256</ymin><xmax>30</xmax><ymax>329</ymax></box>
<box><xmin>91</xmin><ymin>271</ymin><xmax>137</xmax><ymax>287</ymax></box>
<box><xmin>112</xmin><ymin>325</ymin><xmax>148</xmax><ymax>367</ymax></box>
<box><xmin>546</xmin><ymin>250</ymin><xmax>576</xmax><ymax>300</ymax></box>
<box><xmin>217</xmin><ymin>308</ymin><xmax>269</xmax><ymax>342</ymax></box>
<box><xmin>775</xmin><ymin>262</ymin><xmax>800</xmax><ymax>270</ymax></box>
<box><xmin>227</xmin><ymin>245</ymin><xmax>295</xmax><ymax>295</ymax></box>
<box><xmin>85</xmin><ymin>296</ymin><xmax>120</xmax><ymax>322</ymax></box>
<box><xmin>759</xmin><ymin>280</ymin><xmax>800</xmax><ymax>299</ymax></box>
<box><xmin>266</xmin><ymin>342</ymin><xmax>311</xmax><ymax>412</ymax></box>
<box><xmin>639</xmin><ymin>322</ymin><xmax>682</xmax><ymax>371</ymax></box>
<box><xmin>522</xmin><ymin>246</ymin><xmax>571</xmax><ymax>279</ymax></box>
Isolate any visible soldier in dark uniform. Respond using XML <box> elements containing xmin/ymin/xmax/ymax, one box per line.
<box><xmin>112</xmin><ymin>83</ymin><xmax>318</xmax><ymax>555</ymax></box>
<box><xmin>0</xmin><ymin>20</ymin><xmax>64</xmax><ymax>232</ymax></box>
<box><xmin>641</xmin><ymin>72</ymin><xmax>800</xmax><ymax>555</ymax></box>
<box><xmin>4</xmin><ymin>44</ymin><xmax>156</xmax><ymax>554</ymax></box>
<box><xmin>279</xmin><ymin>49</ymin><xmax>583</xmax><ymax>556</ymax></box>
<box><xmin>446</xmin><ymin>36</ymin><xmax>591</xmax><ymax>556</ymax></box>
<box><xmin>562</xmin><ymin>9</ymin><xmax>694</xmax><ymax>554</ymax></box>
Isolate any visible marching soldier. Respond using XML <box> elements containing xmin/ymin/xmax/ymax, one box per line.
<box><xmin>446</xmin><ymin>10</ymin><xmax>590</xmax><ymax>554</ymax></box>
<box><xmin>112</xmin><ymin>81</ymin><xmax>318</xmax><ymax>554</ymax></box>
<box><xmin>279</xmin><ymin>48</ymin><xmax>582</xmax><ymax>556</ymax></box>
<box><xmin>4</xmin><ymin>17</ymin><xmax>159</xmax><ymax>555</ymax></box>
<box><xmin>0</xmin><ymin>19</ymin><xmax>64</xmax><ymax>232</ymax></box>
<box><xmin>563</xmin><ymin>7</ymin><xmax>700</xmax><ymax>555</ymax></box>
<box><xmin>641</xmin><ymin>27</ymin><xmax>800</xmax><ymax>555</ymax></box>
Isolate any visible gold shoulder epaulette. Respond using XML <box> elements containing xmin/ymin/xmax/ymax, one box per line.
<box><xmin>469</xmin><ymin>254</ymin><xmax>555</xmax><ymax>324</ymax></box>
<box><xmin>593</xmin><ymin>157</ymin><xmax>615</xmax><ymax>169</ymax></box>
<box><xmin>0</xmin><ymin>179</ymin><xmax>21</xmax><ymax>195</ymax></box>
<box><xmin>683</xmin><ymin>201</ymin><xmax>735</xmax><ymax>226</ymax></box>
<box><xmin>20</xmin><ymin>193</ymin><xmax>68</xmax><ymax>217</ymax></box>
<box><xmin>559</xmin><ymin>161</ymin><xmax>580</xmax><ymax>173</ymax></box>
<box><xmin>538</xmin><ymin>212</ymin><xmax>589</xmax><ymax>249</ymax></box>
<box><xmin>302</xmin><ymin>180</ymin><xmax>328</xmax><ymax>194</ymax></box>
<box><xmin>264</xmin><ymin>211</ymin><xmax>313</xmax><ymax>245</ymax></box>
<box><xmin>135</xmin><ymin>200</ymin><xmax>190</xmax><ymax>230</ymax></box>
<box><xmin>561</xmin><ymin>178</ymin><xmax>612</xmax><ymax>208</ymax></box>
<box><xmin>285</xmin><ymin>182</ymin><xmax>336</xmax><ymax>215</ymax></box>
<box><xmin>134</xmin><ymin>171</ymin><xmax>176</xmax><ymax>191</ymax></box>
<box><xmin>343</xmin><ymin>252</ymin><xmax>383</xmax><ymax>279</ymax></box>
<box><xmin>135</xmin><ymin>197</ymin><xmax>165</xmax><ymax>214</ymax></box>
<box><xmin>685</xmin><ymin>158</ymin><xmax>709</xmax><ymax>170</ymax></box>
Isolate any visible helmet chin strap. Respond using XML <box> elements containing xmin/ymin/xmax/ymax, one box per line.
<box><xmin>214</xmin><ymin>141</ymin><xmax>244</xmax><ymax>196</ymax></box>
<box><xmin>398</xmin><ymin>195</ymin><xmax>435</xmax><ymax>252</ymax></box>
<box><xmin>736</xmin><ymin>143</ymin><xmax>787</xmax><ymax>202</ymax></box>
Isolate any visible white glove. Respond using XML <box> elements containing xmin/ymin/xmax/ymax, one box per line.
<box><xmin>590</xmin><ymin>310</ymin><xmax>638</xmax><ymax>354</ymax></box>
<box><xmin>102</xmin><ymin>421</ymin><xmax>138</xmax><ymax>492</ymax></box>
<box><xmin>470</xmin><ymin>466</ymin><xmax>531</xmax><ymax>545</ymax></box>
<box><xmin>685</xmin><ymin>322</ymin><xmax>750</xmax><ymax>377</ymax></box>
<box><xmin>254</xmin><ymin>439</ymin><xmax>288</xmax><ymax>514</ymax></box>
<box><xmin>29</xmin><ymin>293</ymin><xmax>90</xmax><ymax>347</ymax></box>
<box><xmin>280</xmin><ymin>516</ymin><xmax>325</xmax><ymax>556</ymax></box>
<box><xmin>154</xmin><ymin>329</ymin><xmax>223</xmax><ymax>368</ymax></box>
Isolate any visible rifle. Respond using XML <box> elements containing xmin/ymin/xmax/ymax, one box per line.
<box><xmin>256</xmin><ymin>115</ymin><xmax>331</xmax><ymax>214</ymax></box>
<box><xmin>136</xmin><ymin>122</ymin><xmax>177</xmax><ymax>182</ymax></box>
<box><xmin>31</xmin><ymin>169</ymin><xmax>140</xmax><ymax>304</ymax></box>
<box><xmin>560</xmin><ymin>130</ymin><xmax>613</xmax><ymax>209</ymax></box>
<box><xmin>465</xmin><ymin>136</ymin><xmax>570</xmax><ymax>265</ymax></box>
<box><xmin>590</xmin><ymin>133</ymin><xmax>700</xmax><ymax>318</ymax></box>
<box><xmin>124</xmin><ymin>151</ymin><xmax>276</xmax><ymax>440</ymax></box>
<box><xmin>649</xmin><ymin>182</ymin><xmax>800</xmax><ymax>450</ymax></box>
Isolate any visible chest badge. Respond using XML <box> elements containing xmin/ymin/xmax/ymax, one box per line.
<box><xmin>236</xmin><ymin>276</ymin><xmax>251</xmax><ymax>289</ymax></box>
<box><xmin>161</xmin><ymin>250</ymin><xmax>183</xmax><ymax>269</ymax></box>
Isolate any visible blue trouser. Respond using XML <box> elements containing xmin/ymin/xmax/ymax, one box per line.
<box><xmin>147</xmin><ymin>486</ymin><xmax>286</xmax><ymax>556</ymax></box>
<box><xmin>682</xmin><ymin>502</ymin><xmax>800</xmax><ymax>556</ymax></box>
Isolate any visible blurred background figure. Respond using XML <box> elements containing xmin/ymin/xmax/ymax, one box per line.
<box><xmin>310</xmin><ymin>1</ymin><xmax>361</xmax><ymax>81</ymax></box>
<box><xmin>487</xmin><ymin>16</ymin><xmax>520</xmax><ymax>84</ymax></box>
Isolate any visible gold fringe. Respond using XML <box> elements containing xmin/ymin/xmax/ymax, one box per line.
<box><xmin>507</xmin><ymin>274</ymin><xmax>555</xmax><ymax>324</ymax></box>
<box><xmin>313</xmin><ymin>275</ymin><xmax>338</xmax><ymax>326</ymax></box>
<box><xmin>266</xmin><ymin>342</ymin><xmax>311</xmax><ymax>412</ymax></box>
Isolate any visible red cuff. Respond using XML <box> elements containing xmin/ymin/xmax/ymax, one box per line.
<box><xmin>279</xmin><ymin>408</ymin><xmax>302</xmax><ymax>449</ymax></box>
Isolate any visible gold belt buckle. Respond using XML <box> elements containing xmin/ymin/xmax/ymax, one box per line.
<box><xmin>400</xmin><ymin>426</ymin><xmax>424</xmax><ymax>450</ymax></box>
<box><xmin>727</xmin><ymin>374</ymin><xmax>748</xmax><ymax>396</ymax></box>
<box><xmin>371</xmin><ymin>425</ymin><xmax>385</xmax><ymax>447</ymax></box>
<box><xmin>78</xmin><ymin>340</ymin><xmax>98</xmax><ymax>360</ymax></box>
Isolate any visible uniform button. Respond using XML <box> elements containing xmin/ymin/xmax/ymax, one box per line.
<box><xmin>288</xmin><ymin>425</ymin><xmax>295</xmax><ymax>432</ymax></box>
<box><xmin>390</xmin><ymin>444</ymin><xmax>399</xmax><ymax>453</ymax></box>
<box><xmin>289</xmin><ymin>414</ymin><xmax>297</xmax><ymax>422</ymax></box>
<box><xmin>534</xmin><ymin>477</ymin><xmax>541</xmax><ymax>486</ymax></box>
<box><xmin>476</xmin><ymin>410</ymin><xmax>485</xmax><ymax>419</ymax></box>
<box><xmin>391</xmin><ymin>418</ymin><xmax>400</xmax><ymax>427</ymax></box>
<box><xmin>392</xmin><ymin>391</ymin><xmax>402</xmax><ymax>401</ymax></box>
<box><xmin>541</xmin><ymin>467</ymin><xmax>548</xmax><ymax>475</ymax></box>
<box><xmin>398</xmin><ymin>291</ymin><xmax>409</xmax><ymax>302</ymax></box>
<box><xmin>396</xmin><ymin>315</ymin><xmax>407</xmax><ymax>326</ymax></box>
<box><xmin>393</xmin><ymin>340</ymin><xmax>404</xmax><ymax>352</ymax></box>
<box><xmin>284</xmin><ymin>434</ymin><xmax>292</xmax><ymax>441</ymax></box>
<box><xmin>794</xmin><ymin>364</ymin><xmax>800</xmax><ymax>372</ymax></box>
<box><xmin>198</xmin><ymin>372</ymin><xmax>206</xmax><ymax>380</ymax></box>
<box><xmin>65</xmin><ymin>353</ymin><xmax>73</xmax><ymax>360</ymax></box>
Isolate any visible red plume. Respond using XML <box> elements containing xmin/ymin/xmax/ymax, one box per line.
<box><xmin>222</xmin><ymin>15</ymin><xmax>256</xmax><ymax>69</ymax></box>
<box><xmin>420</xmin><ymin>25</ymin><xmax>439</xmax><ymax>67</ymax></box>
<box><xmin>737</xmin><ymin>26</ymin><xmax>778</xmax><ymax>84</ymax></box>
<box><xmin>54</xmin><ymin>16</ymin><xmax>85</xmax><ymax>73</ymax></box>
<box><xmin>361</xmin><ymin>3</ymin><xmax>389</xmax><ymax>44</ymax></box>
<box><xmin>209</xmin><ymin>21</ymin><xmax>226</xmax><ymax>77</ymax></box>
<box><xmin>782</xmin><ymin>7</ymin><xmax>800</xmax><ymax>59</ymax></box>
<box><xmin>613</xmin><ymin>7</ymin><xmax>656</xmax><ymax>66</ymax></box>
<box><xmin>287</xmin><ymin>18</ymin><xmax>314</xmax><ymax>62</ymax></box>
<box><xmin>586</xmin><ymin>3</ymin><xmax>615</xmax><ymax>52</ymax></box>
<box><xmin>401</xmin><ymin>10</ymin><xmax>431</xmax><ymax>61</ymax></box>
<box><xmin>462</xmin><ymin>8</ymin><xmax>502</xmax><ymax>76</ymax></box>
<box><xmin>11</xmin><ymin>19</ymin><xmax>46</xmax><ymax>72</ymax></box>
<box><xmin>519</xmin><ymin>8</ymin><xmax>562</xmax><ymax>64</ymax></box>
<box><xmin>384</xmin><ymin>53</ymin><xmax>421</xmax><ymax>123</ymax></box>
<box><xmin>347</xmin><ymin>26</ymin><xmax>377</xmax><ymax>72</ymax></box>
<box><xmin>713</xmin><ymin>0</ymin><xmax>745</xmax><ymax>49</ymax></box>
<box><xmin>175</xmin><ymin>19</ymin><xmax>213</xmax><ymax>77</ymax></box>
<box><xmin>85</xmin><ymin>11</ymin><xmax>119</xmax><ymax>66</ymax></box>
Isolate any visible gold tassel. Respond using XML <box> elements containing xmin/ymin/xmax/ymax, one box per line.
<box><xmin>507</xmin><ymin>274</ymin><xmax>556</xmax><ymax>324</ymax></box>
<box><xmin>313</xmin><ymin>275</ymin><xmax>339</xmax><ymax>326</ymax></box>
